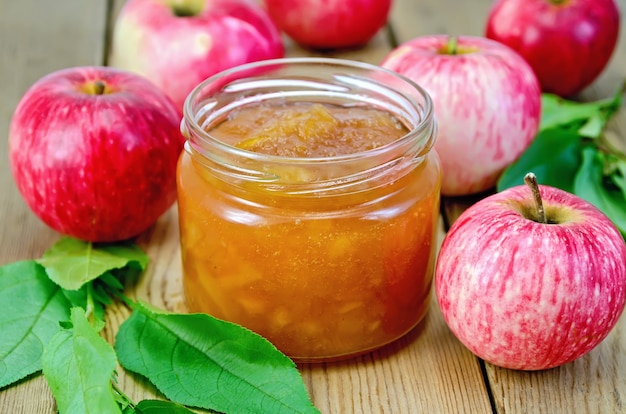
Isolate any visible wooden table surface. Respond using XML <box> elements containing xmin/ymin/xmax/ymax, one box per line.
<box><xmin>1</xmin><ymin>1</ymin><xmax>626</xmax><ymax>413</ymax></box>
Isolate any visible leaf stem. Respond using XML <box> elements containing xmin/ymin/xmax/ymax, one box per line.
<box><xmin>94</xmin><ymin>80</ymin><xmax>106</xmax><ymax>95</ymax></box>
<box><xmin>110</xmin><ymin>287</ymin><xmax>135</xmax><ymax>308</ymax></box>
<box><xmin>447</xmin><ymin>36</ymin><xmax>458</xmax><ymax>55</ymax></box>
<box><xmin>524</xmin><ymin>172</ymin><xmax>547</xmax><ymax>224</ymax></box>
<box><xmin>85</xmin><ymin>282</ymin><xmax>95</xmax><ymax>325</ymax></box>
<box><xmin>112</xmin><ymin>380</ymin><xmax>137</xmax><ymax>410</ymax></box>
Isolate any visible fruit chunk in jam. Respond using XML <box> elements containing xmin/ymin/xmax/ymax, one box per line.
<box><xmin>178</xmin><ymin>102</ymin><xmax>440</xmax><ymax>361</ymax></box>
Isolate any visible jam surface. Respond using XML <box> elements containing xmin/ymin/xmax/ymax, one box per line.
<box><xmin>210</xmin><ymin>102</ymin><xmax>408</xmax><ymax>157</ymax></box>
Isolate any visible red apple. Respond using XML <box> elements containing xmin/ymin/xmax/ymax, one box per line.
<box><xmin>109</xmin><ymin>0</ymin><xmax>285</xmax><ymax>114</ymax></box>
<box><xmin>381</xmin><ymin>35</ymin><xmax>541</xmax><ymax>196</ymax></box>
<box><xmin>9</xmin><ymin>66</ymin><xmax>184</xmax><ymax>243</ymax></box>
<box><xmin>435</xmin><ymin>173</ymin><xmax>626</xmax><ymax>370</ymax></box>
<box><xmin>263</xmin><ymin>0</ymin><xmax>392</xmax><ymax>49</ymax></box>
<box><xmin>485</xmin><ymin>0</ymin><xmax>621</xmax><ymax>97</ymax></box>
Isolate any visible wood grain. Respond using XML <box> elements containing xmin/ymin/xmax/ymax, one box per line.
<box><xmin>1</xmin><ymin>0</ymin><xmax>626</xmax><ymax>413</ymax></box>
<box><xmin>390</xmin><ymin>1</ymin><xmax>626</xmax><ymax>414</ymax></box>
<box><xmin>483</xmin><ymin>3</ymin><xmax>626</xmax><ymax>411</ymax></box>
<box><xmin>0</xmin><ymin>1</ymin><xmax>110</xmax><ymax>412</ymax></box>
<box><xmin>0</xmin><ymin>0</ymin><xmax>108</xmax><ymax>264</ymax></box>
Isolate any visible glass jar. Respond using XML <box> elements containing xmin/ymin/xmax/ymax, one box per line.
<box><xmin>178</xmin><ymin>57</ymin><xmax>441</xmax><ymax>362</ymax></box>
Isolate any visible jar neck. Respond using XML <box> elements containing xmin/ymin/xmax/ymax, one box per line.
<box><xmin>182</xmin><ymin>58</ymin><xmax>436</xmax><ymax>197</ymax></box>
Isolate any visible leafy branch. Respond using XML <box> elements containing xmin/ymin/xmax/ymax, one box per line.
<box><xmin>0</xmin><ymin>237</ymin><xmax>319</xmax><ymax>414</ymax></box>
<box><xmin>498</xmin><ymin>82</ymin><xmax>626</xmax><ymax>237</ymax></box>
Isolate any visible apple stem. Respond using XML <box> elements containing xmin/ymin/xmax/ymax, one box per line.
<box><xmin>94</xmin><ymin>80</ymin><xmax>106</xmax><ymax>95</ymax></box>
<box><xmin>524</xmin><ymin>172</ymin><xmax>547</xmax><ymax>224</ymax></box>
<box><xmin>447</xmin><ymin>36</ymin><xmax>458</xmax><ymax>55</ymax></box>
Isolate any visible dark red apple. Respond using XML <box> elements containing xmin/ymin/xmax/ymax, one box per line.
<box><xmin>485</xmin><ymin>0</ymin><xmax>621</xmax><ymax>97</ymax></box>
<box><xmin>9</xmin><ymin>66</ymin><xmax>184</xmax><ymax>242</ymax></box>
<box><xmin>263</xmin><ymin>0</ymin><xmax>392</xmax><ymax>49</ymax></box>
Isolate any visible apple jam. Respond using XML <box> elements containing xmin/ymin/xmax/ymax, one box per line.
<box><xmin>177</xmin><ymin>58</ymin><xmax>441</xmax><ymax>361</ymax></box>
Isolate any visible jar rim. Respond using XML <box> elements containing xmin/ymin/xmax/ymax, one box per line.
<box><xmin>182</xmin><ymin>57</ymin><xmax>435</xmax><ymax>165</ymax></box>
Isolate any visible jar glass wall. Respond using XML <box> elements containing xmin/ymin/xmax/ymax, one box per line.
<box><xmin>178</xmin><ymin>57</ymin><xmax>441</xmax><ymax>362</ymax></box>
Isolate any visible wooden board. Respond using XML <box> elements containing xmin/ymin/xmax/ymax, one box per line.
<box><xmin>391</xmin><ymin>1</ymin><xmax>626</xmax><ymax>414</ymax></box>
<box><xmin>1</xmin><ymin>0</ymin><xmax>626</xmax><ymax>412</ymax></box>
<box><xmin>0</xmin><ymin>3</ymin><xmax>110</xmax><ymax>411</ymax></box>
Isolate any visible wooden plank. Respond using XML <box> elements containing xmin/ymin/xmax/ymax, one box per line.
<box><xmin>262</xmin><ymin>15</ymin><xmax>493</xmax><ymax>414</ymax></box>
<box><xmin>257</xmin><ymin>10</ymin><xmax>489</xmax><ymax>412</ymax></box>
<box><xmin>486</xmin><ymin>319</ymin><xmax>626</xmax><ymax>413</ymax></box>
<box><xmin>390</xmin><ymin>0</ymin><xmax>494</xmax><ymax>43</ymax></box>
<box><xmin>392</xmin><ymin>1</ymin><xmax>626</xmax><ymax>414</ymax></box>
<box><xmin>108</xmin><ymin>14</ymin><xmax>487</xmax><ymax>412</ymax></box>
<box><xmin>3</xmin><ymin>0</ymin><xmax>625</xmax><ymax>413</ymax></box>
<box><xmin>297</xmin><ymin>223</ymin><xmax>493</xmax><ymax>414</ymax></box>
<box><xmin>281</xmin><ymin>30</ymin><xmax>393</xmax><ymax>65</ymax></box>
<box><xmin>387</xmin><ymin>0</ymin><xmax>498</xmax><ymax>410</ymax></box>
<box><xmin>1</xmin><ymin>1</ymin><xmax>489</xmax><ymax>412</ymax></box>
<box><xmin>579</xmin><ymin>22</ymin><xmax>626</xmax><ymax>161</ymax></box>
<box><xmin>0</xmin><ymin>1</ymin><xmax>109</xmax><ymax>263</ymax></box>
<box><xmin>299</xmin><ymin>305</ymin><xmax>490</xmax><ymax>413</ymax></box>
<box><xmin>0</xmin><ymin>1</ymin><xmax>110</xmax><ymax>412</ymax></box>
<box><xmin>131</xmin><ymin>212</ymin><xmax>492</xmax><ymax>413</ymax></box>
<box><xmin>105</xmin><ymin>3</ymin><xmax>490</xmax><ymax>412</ymax></box>
<box><xmin>390</xmin><ymin>0</ymin><xmax>626</xmax><ymax>227</ymax></box>
<box><xmin>390</xmin><ymin>0</ymin><xmax>502</xmax><ymax>228</ymax></box>
<box><xmin>485</xmin><ymin>0</ymin><xmax>626</xmax><ymax>411</ymax></box>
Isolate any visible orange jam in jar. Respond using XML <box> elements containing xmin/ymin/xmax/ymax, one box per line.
<box><xmin>178</xmin><ymin>58</ymin><xmax>441</xmax><ymax>362</ymax></box>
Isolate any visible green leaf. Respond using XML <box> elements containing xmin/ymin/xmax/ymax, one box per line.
<box><xmin>578</xmin><ymin>112</ymin><xmax>607</xmax><ymax>138</ymax></box>
<box><xmin>0</xmin><ymin>261</ymin><xmax>71</xmax><ymax>388</ymax></box>
<box><xmin>135</xmin><ymin>400</ymin><xmax>197</xmax><ymax>414</ymax></box>
<box><xmin>540</xmin><ymin>87</ymin><xmax>623</xmax><ymax>136</ymax></box>
<box><xmin>574</xmin><ymin>147</ymin><xmax>626</xmax><ymax>237</ymax></box>
<box><xmin>36</xmin><ymin>237</ymin><xmax>149</xmax><ymax>290</ymax></box>
<box><xmin>604</xmin><ymin>154</ymin><xmax>626</xmax><ymax>194</ymax></box>
<box><xmin>497</xmin><ymin>128</ymin><xmax>583</xmax><ymax>192</ymax></box>
<box><xmin>42</xmin><ymin>307</ymin><xmax>121</xmax><ymax>414</ymax></box>
<box><xmin>112</xmin><ymin>385</ymin><xmax>140</xmax><ymax>414</ymax></box>
<box><xmin>116</xmin><ymin>302</ymin><xmax>319</xmax><ymax>414</ymax></box>
<box><xmin>99</xmin><ymin>271</ymin><xmax>126</xmax><ymax>291</ymax></box>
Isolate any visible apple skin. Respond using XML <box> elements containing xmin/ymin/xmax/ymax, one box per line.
<box><xmin>485</xmin><ymin>0</ymin><xmax>620</xmax><ymax>97</ymax></box>
<box><xmin>263</xmin><ymin>0</ymin><xmax>392</xmax><ymax>49</ymax></box>
<box><xmin>9</xmin><ymin>66</ymin><xmax>185</xmax><ymax>243</ymax></box>
<box><xmin>110</xmin><ymin>0</ymin><xmax>285</xmax><ymax>113</ymax></box>
<box><xmin>381</xmin><ymin>35</ymin><xmax>541</xmax><ymax>196</ymax></box>
<box><xmin>435</xmin><ymin>184</ymin><xmax>626</xmax><ymax>370</ymax></box>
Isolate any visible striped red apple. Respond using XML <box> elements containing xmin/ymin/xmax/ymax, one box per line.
<box><xmin>435</xmin><ymin>173</ymin><xmax>626</xmax><ymax>370</ymax></box>
<box><xmin>381</xmin><ymin>35</ymin><xmax>541</xmax><ymax>196</ymax></box>
<box><xmin>110</xmin><ymin>0</ymin><xmax>284</xmax><ymax>114</ymax></box>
